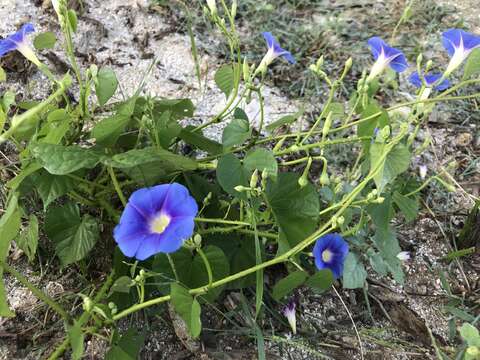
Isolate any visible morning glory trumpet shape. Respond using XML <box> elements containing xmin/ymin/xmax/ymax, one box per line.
<box><xmin>367</xmin><ymin>37</ymin><xmax>408</xmax><ymax>81</ymax></box>
<box><xmin>442</xmin><ymin>29</ymin><xmax>480</xmax><ymax>76</ymax></box>
<box><xmin>114</xmin><ymin>183</ymin><xmax>198</xmax><ymax>261</ymax></box>
<box><xmin>409</xmin><ymin>71</ymin><xmax>450</xmax><ymax>91</ymax></box>
<box><xmin>0</xmin><ymin>23</ymin><xmax>40</xmax><ymax>66</ymax></box>
<box><xmin>313</xmin><ymin>233</ymin><xmax>349</xmax><ymax>279</ymax></box>
<box><xmin>257</xmin><ymin>32</ymin><xmax>295</xmax><ymax>73</ymax></box>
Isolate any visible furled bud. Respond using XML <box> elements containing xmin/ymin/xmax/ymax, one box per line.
<box><xmin>206</xmin><ymin>0</ymin><xmax>217</xmax><ymax>16</ymax></box>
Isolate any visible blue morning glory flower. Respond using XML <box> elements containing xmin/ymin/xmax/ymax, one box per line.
<box><xmin>367</xmin><ymin>37</ymin><xmax>408</xmax><ymax>81</ymax></box>
<box><xmin>0</xmin><ymin>23</ymin><xmax>40</xmax><ymax>66</ymax></box>
<box><xmin>409</xmin><ymin>71</ymin><xmax>450</xmax><ymax>91</ymax></box>
<box><xmin>442</xmin><ymin>29</ymin><xmax>480</xmax><ymax>76</ymax></box>
<box><xmin>257</xmin><ymin>32</ymin><xmax>295</xmax><ymax>73</ymax></box>
<box><xmin>313</xmin><ymin>233</ymin><xmax>349</xmax><ymax>279</ymax></box>
<box><xmin>114</xmin><ymin>183</ymin><xmax>198</xmax><ymax>261</ymax></box>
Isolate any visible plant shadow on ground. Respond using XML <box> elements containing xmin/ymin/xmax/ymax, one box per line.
<box><xmin>0</xmin><ymin>0</ymin><xmax>479</xmax><ymax>359</ymax></box>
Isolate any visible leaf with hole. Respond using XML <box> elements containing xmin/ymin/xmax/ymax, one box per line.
<box><xmin>170</xmin><ymin>283</ymin><xmax>202</xmax><ymax>338</ymax></box>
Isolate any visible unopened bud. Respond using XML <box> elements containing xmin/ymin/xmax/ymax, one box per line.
<box><xmin>206</xmin><ymin>0</ymin><xmax>217</xmax><ymax>15</ymax></box>
<box><xmin>320</xmin><ymin>172</ymin><xmax>330</xmax><ymax>186</ymax></box>
<box><xmin>234</xmin><ymin>185</ymin><xmax>249</xmax><ymax>192</ymax></box>
<box><xmin>322</xmin><ymin>112</ymin><xmax>333</xmax><ymax>139</ymax></box>
<box><xmin>425</xmin><ymin>59</ymin><xmax>433</xmax><ymax>72</ymax></box>
<box><xmin>193</xmin><ymin>234</ymin><xmax>202</xmax><ymax>247</ymax></box>
<box><xmin>416</xmin><ymin>53</ymin><xmax>423</xmax><ymax>69</ymax></box>
<box><xmin>336</xmin><ymin>216</ymin><xmax>345</xmax><ymax>225</ymax></box>
<box><xmin>83</xmin><ymin>297</ymin><xmax>94</xmax><ymax>312</ymax></box>
<box><xmin>316</xmin><ymin>55</ymin><xmax>324</xmax><ymax>69</ymax></box>
<box><xmin>375</xmin><ymin>197</ymin><xmax>385</xmax><ymax>204</ymax></box>
<box><xmin>250</xmin><ymin>169</ymin><xmax>259</xmax><ymax>188</ymax></box>
<box><xmin>231</xmin><ymin>0</ymin><xmax>237</xmax><ymax>18</ymax></box>
<box><xmin>243</xmin><ymin>58</ymin><xmax>250</xmax><ymax>82</ymax></box>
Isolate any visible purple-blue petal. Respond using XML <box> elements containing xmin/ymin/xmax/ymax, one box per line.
<box><xmin>409</xmin><ymin>71</ymin><xmax>450</xmax><ymax>91</ymax></box>
<box><xmin>368</xmin><ymin>37</ymin><xmax>386</xmax><ymax>60</ymax></box>
<box><xmin>313</xmin><ymin>233</ymin><xmax>349</xmax><ymax>279</ymax></box>
<box><xmin>443</xmin><ymin>29</ymin><xmax>480</xmax><ymax>56</ymax></box>
<box><xmin>0</xmin><ymin>23</ymin><xmax>35</xmax><ymax>57</ymax></box>
<box><xmin>113</xmin><ymin>182</ymin><xmax>198</xmax><ymax>261</ymax></box>
<box><xmin>368</xmin><ymin>36</ymin><xmax>408</xmax><ymax>72</ymax></box>
<box><xmin>161</xmin><ymin>183</ymin><xmax>198</xmax><ymax>218</ymax></box>
<box><xmin>281</xmin><ymin>51</ymin><xmax>296</xmax><ymax>65</ymax></box>
<box><xmin>262</xmin><ymin>32</ymin><xmax>276</xmax><ymax>49</ymax></box>
<box><xmin>388</xmin><ymin>51</ymin><xmax>409</xmax><ymax>73</ymax></box>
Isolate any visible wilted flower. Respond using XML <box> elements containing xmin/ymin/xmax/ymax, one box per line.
<box><xmin>257</xmin><ymin>32</ymin><xmax>295</xmax><ymax>74</ymax></box>
<box><xmin>367</xmin><ymin>37</ymin><xmax>408</xmax><ymax>82</ymax></box>
<box><xmin>114</xmin><ymin>183</ymin><xmax>198</xmax><ymax>261</ymax></box>
<box><xmin>0</xmin><ymin>23</ymin><xmax>40</xmax><ymax>66</ymax></box>
<box><xmin>396</xmin><ymin>251</ymin><xmax>411</xmax><ymax>261</ymax></box>
<box><xmin>282</xmin><ymin>299</ymin><xmax>297</xmax><ymax>334</ymax></box>
<box><xmin>409</xmin><ymin>71</ymin><xmax>450</xmax><ymax>91</ymax></box>
<box><xmin>419</xmin><ymin>165</ymin><xmax>428</xmax><ymax>179</ymax></box>
<box><xmin>313</xmin><ymin>233</ymin><xmax>349</xmax><ymax>279</ymax></box>
<box><xmin>442</xmin><ymin>29</ymin><xmax>480</xmax><ymax>77</ymax></box>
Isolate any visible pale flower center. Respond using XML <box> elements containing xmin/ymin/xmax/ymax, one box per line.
<box><xmin>150</xmin><ymin>213</ymin><xmax>171</xmax><ymax>234</ymax></box>
<box><xmin>322</xmin><ymin>249</ymin><xmax>333</xmax><ymax>263</ymax></box>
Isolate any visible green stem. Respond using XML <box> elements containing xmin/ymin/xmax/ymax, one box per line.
<box><xmin>197</xmin><ymin>248</ymin><xmax>213</xmax><ymax>288</ymax></box>
<box><xmin>167</xmin><ymin>254</ymin><xmax>179</xmax><ymax>282</ymax></box>
<box><xmin>0</xmin><ymin>74</ymin><xmax>72</xmax><ymax>143</ymax></box>
<box><xmin>195</xmin><ymin>217</ymin><xmax>250</xmax><ymax>226</ymax></box>
<box><xmin>1</xmin><ymin>261</ymin><xmax>70</xmax><ymax>322</ymax></box>
<box><xmin>107</xmin><ymin>166</ymin><xmax>127</xmax><ymax>206</ymax></box>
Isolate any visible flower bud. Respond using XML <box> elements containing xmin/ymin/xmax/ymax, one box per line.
<box><xmin>206</xmin><ymin>0</ymin><xmax>217</xmax><ymax>16</ymax></box>
<box><xmin>193</xmin><ymin>234</ymin><xmax>202</xmax><ymax>247</ymax></box>
<box><xmin>375</xmin><ymin>197</ymin><xmax>385</xmax><ymax>204</ymax></box>
<box><xmin>243</xmin><ymin>58</ymin><xmax>250</xmax><ymax>82</ymax></box>
<box><xmin>336</xmin><ymin>216</ymin><xmax>345</xmax><ymax>225</ymax></box>
<box><xmin>139</xmin><ymin>269</ymin><xmax>146</xmax><ymax>277</ymax></box>
<box><xmin>316</xmin><ymin>55</ymin><xmax>324</xmax><ymax>69</ymax></box>
<box><xmin>322</xmin><ymin>112</ymin><xmax>333</xmax><ymax>139</ymax></box>
<box><xmin>83</xmin><ymin>297</ymin><xmax>94</xmax><ymax>312</ymax></box>
<box><xmin>231</xmin><ymin>0</ymin><xmax>237</xmax><ymax>18</ymax></box>
<box><xmin>234</xmin><ymin>185</ymin><xmax>249</xmax><ymax>192</ymax></box>
<box><xmin>320</xmin><ymin>172</ymin><xmax>330</xmax><ymax>186</ymax></box>
<box><xmin>108</xmin><ymin>302</ymin><xmax>116</xmax><ymax>309</ymax></box>
<box><xmin>309</xmin><ymin>64</ymin><xmax>318</xmax><ymax>73</ymax></box>
<box><xmin>250</xmin><ymin>169</ymin><xmax>259</xmax><ymax>188</ymax></box>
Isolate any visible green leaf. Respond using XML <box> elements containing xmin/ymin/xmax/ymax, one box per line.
<box><xmin>358</xmin><ymin>102</ymin><xmax>389</xmax><ymax>149</ymax></box>
<box><xmin>463</xmin><ymin>48</ymin><xmax>480</xmax><ymax>80</ymax></box>
<box><xmin>67</xmin><ymin>9</ymin><xmax>78</xmax><ymax>32</ymax></box>
<box><xmin>178</xmin><ymin>128</ymin><xmax>223</xmax><ymax>155</ymax></box>
<box><xmin>106</xmin><ymin>329</ymin><xmax>145</xmax><ymax>360</ymax></box>
<box><xmin>244</xmin><ymin>148</ymin><xmax>278</xmax><ymax>180</ymax></box>
<box><xmin>170</xmin><ymin>283</ymin><xmax>202</xmax><ymax>338</ymax></box>
<box><xmin>305</xmin><ymin>269</ymin><xmax>334</xmax><ymax>293</ymax></box>
<box><xmin>369</xmin><ymin>252</ymin><xmax>388</xmax><ymax>276</ymax></box>
<box><xmin>222</xmin><ymin>118</ymin><xmax>251</xmax><ymax>148</ymax></box>
<box><xmin>106</xmin><ymin>147</ymin><xmax>197</xmax><ymax>172</ymax></box>
<box><xmin>392</xmin><ymin>191</ymin><xmax>419</xmax><ymax>222</ymax></box>
<box><xmin>95</xmin><ymin>68</ymin><xmax>118</xmax><ymax>106</ymax></box>
<box><xmin>266</xmin><ymin>109</ymin><xmax>304</xmax><ymax>132</ymax></box>
<box><xmin>215</xmin><ymin>65</ymin><xmax>235</xmax><ymax>98</ymax></box>
<box><xmin>16</xmin><ymin>214</ymin><xmax>38</xmax><ymax>263</ymax></box>
<box><xmin>216</xmin><ymin>153</ymin><xmax>250</xmax><ymax>200</ymax></box>
<box><xmin>272</xmin><ymin>271</ymin><xmax>308</xmax><ymax>301</ymax></box>
<box><xmin>153</xmin><ymin>246</ymin><xmax>229</xmax><ymax>302</ymax></box>
<box><xmin>370</xmin><ymin>143</ymin><xmax>411</xmax><ymax>191</ymax></box>
<box><xmin>40</xmin><ymin>109</ymin><xmax>72</xmax><ymax>144</ymax></box>
<box><xmin>0</xmin><ymin>195</ymin><xmax>20</xmax><ymax>317</ymax></box>
<box><xmin>154</xmin><ymin>111</ymin><xmax>181</xmax><ymax>148</ymax></box>
<box><xmin>31</xmin><ymin>143</ymin><xmax>103</xmax><ymax>175</ymax></box>
<box><xmin>68</xmin><ymin>321</ymin><xmax>84</xmax><ymax>360</ymax></box>
<box><xmin>342</xmin><ymin>253</ymin><xmax>367</xmax><ymax>289</ymax></box>
<box><xmin>0</xmin><ymin>66</ymin><xmax>6</xmax><ymax>82</ymax></box>
<box><xmin>265</xmin><ymin>173</ymin><xmax>319</xmax><ymax>251</ymax></box>
<box><xmin>33</xmin><ymin>32</ymin><xmax>57</xmax><ymax>50</ymax></box>
<box><xmin>110</xmin><ymin>276</ymin><xmax>135</xmax><ymax>295</ymax></box>
<box><xmin>91</xmin><ymin>97</ymin><xmax>136</xmax><ymax>147</ymax></box>
<box><xmin>153</xmin><ymin>99</ymin><xmax>194</xmax><ymax>120</ymax></box>
<box><xmin>45</xmin><ymin>202</ymin><xmax>100</xmax><ymax>266</ymax></box>
<box><xmin>373</xmin><ymin>227</ymin><xmax>404</xmax><ymax>284</ymax></box>
<box><xmin>34</xmin><ymin>170</ymin><xmax>76</xmax><ymax>209</ymax></box>
<box><xmin>460</xmin><ymin>323</ymin><xmax>480</xmax><ymax>347</ymax></box>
